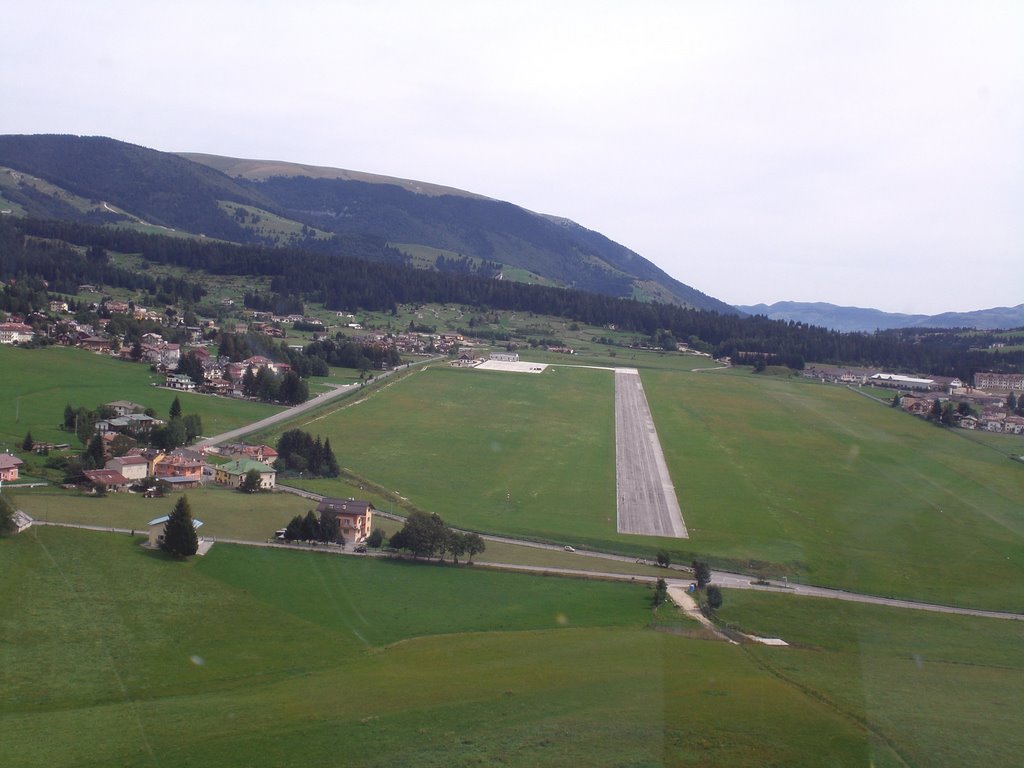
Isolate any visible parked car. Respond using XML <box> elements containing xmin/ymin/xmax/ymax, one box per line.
<box><xmin>564</xmin><ymin>545</ymin><xmax>575</xmax><ymax>552</ymax></box>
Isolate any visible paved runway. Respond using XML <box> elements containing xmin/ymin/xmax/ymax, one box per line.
<box><xmin>614</xmin><ymin>368</ymin><xmax>688</xmax><ymax>538</ymax></box>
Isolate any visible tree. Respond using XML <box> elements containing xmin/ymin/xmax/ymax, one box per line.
<box><xmin>929</xmin><ymin>397</ymin><xmax>943</xmax><ymax>423</ymax></box>
<box><xmin>300</xmin><ymin>510</ymin><xmax>321</xmax><ymax>542</ymax></box>
<box><xmin>161</xmin><ymin>495</ymin><xmax>199</xmax><ymax>557</ymax></box>
<box><xmin>284</xmin><ymin>514</ymin><xmax>304</xmax><ymax>541</ymax></box>
<box><xmin>83</xmin><ymin>433</ymin><xmax>105</xmax><ymax>469</ymax></box>
<box><xmin>238</xmin><ymin>468</ymin><xmax>263</xmax><ymax>493</ymax></box>
<box><xmin>182</xmin><ymin>413</ymin><xmax>203</xmax><ymax>442</ymax></box>
<box><xmin>464</xmin><ymin>532</ymin><xmax>486</xmax><ymax>563</ymax></box>
<box><xmin>366</xmin><ymin>527</ymin><xmax>385</xmax><ymax>549</ymax></box>
<box><xmin>448</xmin><ymin>530</ymin><xmax>468</xmax><ymax>564</ymax></box>
<box><xmin>320</xmin><ymin>512</ymin><xmax>342</xmax><ymax>544</ymax></box>
<box><xmin>705</xmin><ymin>584</ymin><xmax>724</xmax><ymax>611</ymax></box>
<box><xmin>169</xmin><ymin>396</ymin><xmax>182</xmax><ymax>420</ymax></box>
<box><xmin>692</xmin><ymin>560</ymin><xmax>711</xmax><ymax>590</ymax></box>
<box><xmin>21</xmin><ymin>431</ymin><xmax>34</xmax><ymax>452</ymax></box>
<box><xmin>656</xmin><ymin>550</ymin><xmax>671</xmax><ymax>568</ymax></box>
<box><xmin>1008</xmin><ymin>392</ymin><xmax>1018</xmax><ymax>412</ymax></box>
<box><xmin>0</xmin><ymin>493</ymin><xmax>16</xmax><ymax>536</ymax></box>
<box><xmin>652</xmin><ymin>577</ymin><xmax>668</xmax><ymax>607</ymax></box>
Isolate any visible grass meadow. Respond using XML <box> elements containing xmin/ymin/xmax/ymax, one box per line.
<box><xmin>263</xmin><ymin>360</ymin><xmax>1024</xmax><ymax>611</ymax></box>
<box><xmin>4</xmin><ymin>526</ymin><xmax>912</xmax><ymax>768</ymax></box>
<box><xmin>717</xmin><ymin>590</ymin><xmax>1024</xmax><ymax>768</ymax></box>
<box><xmin>0</xmin><ymin>345</ymin><xmax>280</xmax><ymax>449</ymax></box>
<box><xmin>644</xmin><ymin>368</ymin><xmax>1024</xmax><ymax>611</ymax></box>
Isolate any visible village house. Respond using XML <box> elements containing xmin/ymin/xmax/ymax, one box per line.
<box><xmin>316</xmin><ymin>497</ymin><xmax>374</xmax><ymax>542</ymax></box>
<box><xmin>104</xmin><ymin>455</ymin><xmax>150</xmax><ymax>482</ymax></box>
<box><xmin>79</xmin><ymin>335</ymin><xmax>112</xmax><ymax>353</ymax></box>
<box><xmin>219</xmin><ymin>443</ymin><xmax>278</xmax><ymax>465</ymax></box>
<box><xmin>153</xmin><ymin>450</ymin><xmax>205</xmax><ymax>488</ymax></box>
<box><xmin>82</xmin><ymin>468</ymin><xmax>130</xmax><ymax>492</ymax></box>
<box><xmin>0</xmin><ymin>322</ymin><xmax>35</xmax><ymax>344</ymax></box>
<box><xmin>214</xmin><ymin>459</ymin><xmax>276</xmax><ymax>489</ymax></box>
<box><xmin>0</xmin><ymin>453</ymin><xmax>25</xmax><ymax>482</ymax></box>
<box><xmin>95</xmin><ymin>413</ymin><xmax>162</xmax><ymax>438</ymax></box>
<box><xmin>49</xmin><ymin>300</ymin><xmax>69</xmax><ymax>313</ymax></box>
<box><xmin>164</xmin><ymin>373</ymin><xmax>196</xmax><ymax>391</ymax></box>
<box><xmin>106</xmin><ymin>400</ymin><xmax>146</xmax><ymax>418</ymax></box>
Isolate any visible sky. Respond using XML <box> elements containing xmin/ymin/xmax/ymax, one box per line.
<box><xmin>2</xmin><ymin>1</ymin><xmax>1022</xmax><ymax>315</ymax></box>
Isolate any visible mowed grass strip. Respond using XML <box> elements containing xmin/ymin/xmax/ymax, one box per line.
<box><xmin>2</xmin><ymin>527</ymin><xmax>896</xmax><ymax>768</ymax></box>
<box><xmin>718</xmin><ymin>589</ymin><xmax>1024</xmax><ymax>768</ymax></box>
<box><xmin>281</xmin><ymin>364</ymin><xmax>617</xmax><ymax>540</ymax></box>
<box><xmin>645</xmin><ymin>368</ymin><xmax>1024</xmax><ymax>610</ymax></box>
<box><xmin>0</xmin><ymin>345</ymin><xmax>281</xmax><ymax>447</ymax></box>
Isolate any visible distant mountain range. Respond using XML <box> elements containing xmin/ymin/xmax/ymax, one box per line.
<box><xmin>736</xmin><ymin>301</ymin><xmax>1024</xmax><ymax>332</ymax></box>
<box><xmin>0</xmin><ymin>134</ymin><xmax>735</xmax><ymax>314</ymax></box>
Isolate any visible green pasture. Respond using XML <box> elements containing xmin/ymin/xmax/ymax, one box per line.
<box><xmin>718</xmin><ymin>590</ymin><xmax>1024</xmax><ymax>768</ymax></box>
<box><xmin>278</xmin><ymin>364</ymin><xmax>618</xmax><ymax>542</ymax></box>
<box><xmin>2</xmin><ymin>526</ymin><xmax>903</xmax><ymax>767</ymax></box>
<box><xmin>12</xmin><ymin>485</ymin><xmax>316</xmax><ymax>540</ymax></box>
<box><xmin>0</xmin><ymin>345</ymin><xmax>280</xmax><ymax>449</ymax></box>
<box><xmin>645</xmin><ymin>368</ymin><xmax>1024</xmax><ymax>610</ymax></box>
<box><xmin>265</xmin><ymin>360</ymin><xmax>1024</xmax><ymax>610</ymax></box>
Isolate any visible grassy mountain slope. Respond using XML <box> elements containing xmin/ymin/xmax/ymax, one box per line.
<box><xmin>0</xmin><ymin>134</ymin><xmax>735</xmax><ymax>312</ymax></box>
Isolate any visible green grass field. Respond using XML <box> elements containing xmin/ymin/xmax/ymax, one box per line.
<box><xmin>3</xmin><ymin>526</ymin><xmax>917</xmax><ymax>767</ymax></box>
<box><xmin>717</xmin><ymin>590</ymin><xmax>1024</xmax><ymax>767</ymax></box>
<box><xmin>0</xmin><ymin>345</ymin><xmax>281</xmax><ymax>450</ymax></box>
<box><xmin>256</xmin><ymin>359</ymin><xmax>1024</xmax><ymax>611</ymax></box>
<box><xmin>645</xmin><ymin>368</ymin><xmax>1024</xmax><ymax>610</ymax></box>
<box><xmin>279</xmin><ymin>364</ymin><xmax>619</xmax><ymax>542</ymax></box>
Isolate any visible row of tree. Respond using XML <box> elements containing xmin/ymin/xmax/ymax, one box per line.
<box><xmin>282</xmin><ymin>510</ymin><xmax>342</xmax><ymax>544</ymax></box>
<box><xmin>388</xmin><ymin>510</ymin><xmax>486</xmax><ymax>563</ymax></box>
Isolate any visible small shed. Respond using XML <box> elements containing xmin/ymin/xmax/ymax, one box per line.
<box><xmin>147</xmin><ymin>515</ymin><xmax>204</xmax><ymax>549</ymax></box>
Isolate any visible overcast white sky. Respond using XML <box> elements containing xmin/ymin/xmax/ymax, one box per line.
<box><xmin>2</xmin><ymin>1</ymin><xmax>1022</xmax><ymax>314</ymax></box>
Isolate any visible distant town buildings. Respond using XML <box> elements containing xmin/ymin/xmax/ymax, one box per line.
<box><xmin>973</xmin><ymin>372</ymin><xmax>1024</xmax><ymax>393</ymax></box>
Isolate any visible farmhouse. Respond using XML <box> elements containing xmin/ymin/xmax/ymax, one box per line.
<box><xmin>0</xmin><ymin>453</ymin><xmax>25</xmax><ymax>481</ymax></box>
<box><xmin>214</xmin><ymin>459</ymin><xmax>276</xmax><ymax>489</ymax></box>
<box><xmin>489</xmin><ymin>352</ymin><xmax>520</xmax><ymax>363</ymax></box>
<box><xmin>105</xmin><ymin>400</ymin><xmax>146</xmax><ymax>418</ymax></box>
<box><xmin>316</xmin><ymin>497</ymin><xmax>374</xmax><ymax>542</ymax></box>
<box><xmin>82</xmin><ymin>469</ymin><xmax>130</xmax><ymax>492</ymax></box>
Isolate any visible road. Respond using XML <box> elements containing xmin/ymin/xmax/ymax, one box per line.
<box><xmin>194</xmin><ymin>358</ymin><xmax>438</xmax><ymax>449</ymax></box>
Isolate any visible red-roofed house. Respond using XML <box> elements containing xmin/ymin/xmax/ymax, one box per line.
<box><xmin>82</xmin><ymin>469</ymin><xmax>130</xmax><ymax>492</ymax></box>
<box><xmin>0</xmin><ymin>453</ymin><xmax>25</xmax><ymax>481</ymax></box>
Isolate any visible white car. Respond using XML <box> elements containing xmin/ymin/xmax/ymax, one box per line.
<box><xmin>564</xmin><ymin>545</ymin><xmax>575</xmax><ymax>552</ymax></box>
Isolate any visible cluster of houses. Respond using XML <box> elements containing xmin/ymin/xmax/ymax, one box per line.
<box><xmin>801</xmin><ymin>367</ymin><xmax>1024</xmax><ymax>435</ymax></box>
<box><xmin>75</xmin><ymin>438</ymin><xmax>280</xmax><ymax>494</ymax></box>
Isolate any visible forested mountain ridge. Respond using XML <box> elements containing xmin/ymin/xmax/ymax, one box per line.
<box><xmin>0</xmin><ymin>134</ymin><xmax>734</xmax><ymax>313</ymax></box>
<box><xmin>3</xmin><ymin>214</ymin><xmax>1022</xmax><ymax>379</ymax></box>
